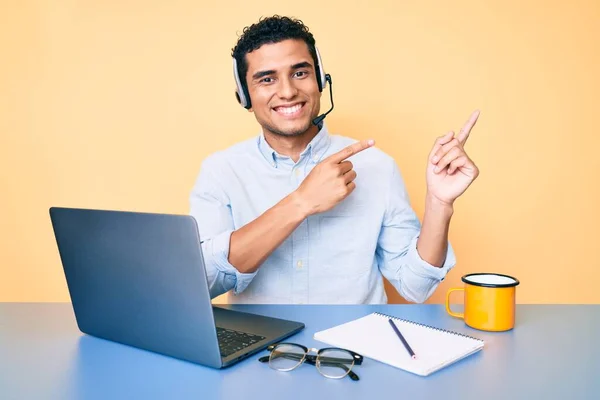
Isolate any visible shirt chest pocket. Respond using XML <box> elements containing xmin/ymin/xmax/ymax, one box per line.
<box><xmin>317</xmin><ymin>210</ymin><xmax>366</xmax><ymax>269</ymax></box>
<box><xmin>318</xmin><ymin>215</ymin><xmax>357</xmax><ymax>248</ymax></box>
<box><xmin>317</xmin><ymin>211</ymin><xmax>379</xmax><ymax>278</ymax></box>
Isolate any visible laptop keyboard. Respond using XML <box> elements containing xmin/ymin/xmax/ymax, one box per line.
<box><xmin>216</xmin><ymin>327</ymin><xmax>266</xmax><ymax>358</ymax></box>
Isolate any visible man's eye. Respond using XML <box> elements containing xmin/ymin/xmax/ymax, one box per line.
<box><xmin>260</xmin><ymin>77</ymin><xmax>274</xmax><ymax>83</ymax></box>
<box><xmin>294</xmin><ymin>71</ymin><xmax>308</xmax><ymax>78</ymax></box>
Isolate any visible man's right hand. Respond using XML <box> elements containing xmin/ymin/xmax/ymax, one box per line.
<box><xmin>293</xmin><ymin>139</ymin><xmax>375</xmax><ymax>217</ymax></box>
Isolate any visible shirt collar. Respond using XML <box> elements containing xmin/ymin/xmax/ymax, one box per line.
<box><xmin>257</xmin><ymin>122</ymin><xmax>332</xmax><ymax>168</ymax></box>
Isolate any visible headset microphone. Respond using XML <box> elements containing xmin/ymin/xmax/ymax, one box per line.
<box><xmin>312</xmin><ymin>74</ymin><xmax>333</xmax><ymax>126</ymax></box>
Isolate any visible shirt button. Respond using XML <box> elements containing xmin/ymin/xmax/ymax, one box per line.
<box><xmin>313</xmin><ymin>155</ymin><xmax>319</xmax><ymax>161</ymax></box>
<box><xmin>297</xmin><ymin>260</ymin><xmax>303</xmax><ymax>268</ymax></box>
<box><xmin>295</xmin><ymin>169</ymin><xmax>301</xmax><ymax>176</ymax></box>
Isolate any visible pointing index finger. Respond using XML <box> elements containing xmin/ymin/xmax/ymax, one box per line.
<box><xmin>456</xmin><ymin>109</ymin><xmax>480</xmax><ymax>144</ymax></box>
<box><xmin>326</xmin><ymin>139</ymin><xmax>375</xmax><ymax>164</ymax></box>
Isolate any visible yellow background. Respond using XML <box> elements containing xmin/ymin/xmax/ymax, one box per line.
<box><xmin>1</xmin><ymin>0</ymin><xmax>598</xmax><ymax>303</ymax></box>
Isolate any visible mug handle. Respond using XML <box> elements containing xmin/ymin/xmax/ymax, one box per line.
<box><xmin>445</xmin><ymin>288</ymin><xmax>465</xmax><ymax>319</ymax></box>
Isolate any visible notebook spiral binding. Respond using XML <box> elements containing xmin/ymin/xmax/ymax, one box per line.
<box><xmin>373</xmin><ymin>312</ymin><xmax>484</xmax><ymax>343</ymax></box>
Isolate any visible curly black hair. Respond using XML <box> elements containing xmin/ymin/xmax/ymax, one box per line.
<box><xmin>232</xmin><ymin>15</ymin><xmax>319</xmax><ymax>100</ymax></box>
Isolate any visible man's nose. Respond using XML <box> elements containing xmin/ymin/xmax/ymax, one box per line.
<box><xmin>277</xmin><ymin>77</ymin><xmax>298</xmax><ymax>100</ymax></box>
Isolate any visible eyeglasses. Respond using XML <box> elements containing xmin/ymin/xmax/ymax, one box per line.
<box><xmin>258</xmin><ymin>342</ymin><xmax>363</xmax><ymax>381</ymax></box>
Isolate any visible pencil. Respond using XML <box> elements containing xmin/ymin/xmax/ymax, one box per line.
<box><xmin>388</xmin><ymin>319</ymin><xmax>417</xmax><ymax>360</ymax></box>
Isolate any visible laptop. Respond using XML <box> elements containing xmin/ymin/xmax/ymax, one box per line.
<box><xmin>49</xmin><ymin>206</ymin><xmax>305</xmax><ymax>368</ymax></box>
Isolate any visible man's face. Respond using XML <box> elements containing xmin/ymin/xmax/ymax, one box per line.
<box><xmin>244</xmin><ymin>39</ymin><xmax>321</xmax><ymax>138</ymax></box>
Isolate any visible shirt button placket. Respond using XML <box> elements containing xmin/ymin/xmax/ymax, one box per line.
<box><xmin>292</xmin><ymin>219</ymin><xmax>309</xmax><ymax>304</ymax></box>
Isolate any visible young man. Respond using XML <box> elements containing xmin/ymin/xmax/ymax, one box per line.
<box><xmin>190</xmin><ymin>16</ymin><xmax>480</xmax><ymax>304</ymax></box>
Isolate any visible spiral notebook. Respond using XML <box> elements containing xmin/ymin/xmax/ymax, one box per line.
<box><xmin>313</xmin><ymin>312</ymin><xmax>484</xmax><ymax>376</ymax></box>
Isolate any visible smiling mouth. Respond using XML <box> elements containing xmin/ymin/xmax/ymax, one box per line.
<box><xmin>273</xmin><ymin>103</ymin><xmax>305</xmax><ymax>117</ymax></box>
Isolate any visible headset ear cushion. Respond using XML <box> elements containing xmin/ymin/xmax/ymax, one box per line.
<box><xmin>315</xmin><ymin>47</ymin><xmax>327</xmax><ymax>92</ymax></box>
<box><xmin>235</xmin><ymin>89</ymin><xmax>250</xmax><ymax>109</ymax></box>
<box><xmin>242</xmin><ymin>88</ymin><xmax>251</xmax><ymax>109</ymax></box>
<box><xmin>232</xmin><ymin>57</ymin><xmax>251</xmax><ymax>108</ymax></box>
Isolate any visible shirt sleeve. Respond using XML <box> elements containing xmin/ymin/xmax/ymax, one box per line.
<box><xmin>189</xmin><ymin>157</ymin><xmax>258</xmax><ymax>298</ymax></box>
<box><xmin>376</xmin><ymin>160</ymin><xmax>456</xmax><ymax>303</ymax></box>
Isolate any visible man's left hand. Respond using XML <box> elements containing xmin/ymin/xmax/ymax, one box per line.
<box><xmin>426</xmin><ymin>110</ymin><xmax>480</xmax><ymax>206</ymax></box>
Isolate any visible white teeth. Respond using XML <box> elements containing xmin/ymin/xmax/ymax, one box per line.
<box><xmin>276</xmin><ymin>104</ymin><xmax>302</xmax><ymax>114</ymax></box>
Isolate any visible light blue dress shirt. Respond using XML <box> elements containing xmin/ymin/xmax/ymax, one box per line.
<box><xmin>189</xmin><ymin>124</ymin><xmax>456</xmax><ymax>304</ymax></box>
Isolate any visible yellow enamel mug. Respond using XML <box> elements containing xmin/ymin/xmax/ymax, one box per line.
<box><xmin>445</xmin><ymin>273</ymin><xmax>520</xmax><ymax>331</ymax></box>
